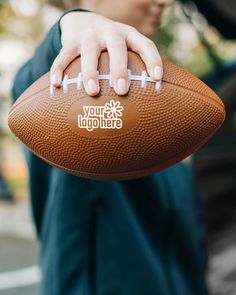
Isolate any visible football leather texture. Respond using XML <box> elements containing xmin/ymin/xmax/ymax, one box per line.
<box><xmin>8</xmin><ymin>51</ymin><xmax>226</xmax><ymax>181</ymax></box>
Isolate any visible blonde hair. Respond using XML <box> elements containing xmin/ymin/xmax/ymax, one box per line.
<box><xmin>46</xmin><ymin>0</ymin><xmax>80</xmax><ymax>10</ymax></box>
<box><xmin>62</xmin><ymin>0</ymin><xmax>81</xmax><ymax>9</ymax></box>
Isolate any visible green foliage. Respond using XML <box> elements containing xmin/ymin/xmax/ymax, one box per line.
<box><xmin>154</xmin><ymin>25</ymin><xmax>176</xmax><ymax>61</ymax></box>
<box><xmin>0</xmin><ymin>0</ymin><xmax>7</xmax><ymax>6</ymax></box>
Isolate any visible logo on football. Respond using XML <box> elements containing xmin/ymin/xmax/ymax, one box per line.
<box><xmin>78</xmin><ymin>99</ymin><xmax>123</xmax><ymax>131</ymax></box>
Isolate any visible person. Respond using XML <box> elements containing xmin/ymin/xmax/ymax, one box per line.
<box><xmin>11</xmin><ymin>0</ymin><xmax>209</xmax><ymax>294</ymax></box>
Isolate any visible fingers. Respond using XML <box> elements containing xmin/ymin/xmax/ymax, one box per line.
<box><xmin>80</xmin><ymin>36</ymin><xmax>101</xmax><ymax>96</ymax></box>
<box><xmin>105</xmin><ymin>33</ymin><xmax>129</xmax><ymax>95</ymax></box>
<box><xmin>50</xmin><ymin>46</ymin><xmax>79</xmax><ymax>87</ymax></box>
<box><xmin>126</xmin><ymin>28</ymin><xmax>163</xmax><ymax>81</ymax></box>
<box><xmin>50</xmin><ymin>19</ymin><xmax>163</xmax><ymax>98</ymax></box>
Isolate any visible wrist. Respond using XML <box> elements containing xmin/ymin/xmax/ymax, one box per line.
<box><xmin>59</xmin><ymin>8</ymin><xmax>94</xmax><ymax>34</ymax></box>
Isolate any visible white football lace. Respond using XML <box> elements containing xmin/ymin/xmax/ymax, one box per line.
<box><xmin>50</xmin><ymin>69</ymin><xmax>162</xmax><ymax>96</ymax></box>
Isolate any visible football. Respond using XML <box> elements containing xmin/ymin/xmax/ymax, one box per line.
<box><xmin>8</xmin><ymin>51</ymin><xmax>225</xmax><ymax>181</ymax></box>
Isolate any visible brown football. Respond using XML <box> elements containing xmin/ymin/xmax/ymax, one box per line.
<box><xmin>8</xmin><ymin>51</ymin><xmax>225</xmax><ymax>181</ymax></box>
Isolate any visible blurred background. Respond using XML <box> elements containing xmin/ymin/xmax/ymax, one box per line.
<box><xmin>0</xmin><ymin>0</ymin><xmax>236</xmax><ymax>294</ymax></box>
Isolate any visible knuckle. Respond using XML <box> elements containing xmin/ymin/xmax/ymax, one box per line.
<box><xmin>103</xmin><ymin>22</ymin><xmax>116</xmax><ymax>32</ymax></box>
<box><xmin>81</xmin><ymin>37</ymin><xmax>99</xmax><ymax>52</ymax></box>
<box><xmin>60</xmin><ymin>50</ymin><xmax>74</xmax><ymax>59</ymax></box>
<box><xmin>82</xmin><ymin>70</ymin><xmax>98</xmax><ymax>82</ymax></box>
<box><xmin>143</xmin><ymin>37</ymin><xmax>155</xmax><ymax>48</ymax></box>
<box><xmin>50</xmin><ymin>64</ymin><xmax>57</xmax><ymax>72</ymax></box>
<box><xmin>103</xmin><ymin>25</ymin><xmax>118</xmax><ymax>38</ymax></box>
<box><xmin>127</xmin><ymin>26</ymin><xmax>138</xmax><ymax>34</ymax></box>
<box><xmin>126</xmin><ymin>26</ymin><xmax>139</xmax><ymax>39</ymax></box>
<box><xmin>84</xmin><ymin>27</ymin><xmax>97</xmax><ymax>38</ymax></box>
<box><xmin>106</xmin><ymin>40</ymin><xmax>126</xmax><ymax>53</ymax></box>
<box><xmin>82</xmin><ymin>29</ymin><xmax>98</xmax><ymax>43</ymax></box>
<box><xmin>53</xmin><ymin>62</ymin><xmax>63</xmax><ymax>71</ymax></box>
<box><xmin>108</xmin><ymin>37</ymin><xmax>125</xmax><ymax>48</ymax></box>
<box><xmin>111</xmin><ymin>68</ymin><xmax>128</xmax><ymax>79</ymax></box>
<box><xmin>81</xmin><ymin>42</ymin><xmax>98</xmax><ymax>53</ymax></box>
<box><xmin>107</xmin><ymin>44</ymin><xmax>121</xmax><ymax>53</ymax></box>
<box><xmin>81</xmin><ymin>56</ymin><xmax>97</xmax><ymax>71</ymax></box>
<box><xmin>63</xmin><ymin>45</ymin><xmax>78</xmax><ymax>56</ymax></box>
<box><xmin>146</xmin><ymin>58</ymin><xmax>161</xmax><ymax>69</ymax></box>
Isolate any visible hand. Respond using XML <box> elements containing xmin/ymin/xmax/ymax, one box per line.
<box><xmin>50</xmin><ymin>11</ymin><xmax>163</xmax><ymax>96</ymax></box>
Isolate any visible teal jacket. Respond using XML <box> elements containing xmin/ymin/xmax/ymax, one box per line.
<box><xmin>11</xmin><ymin>8</ymin><xmax>209</xmax><ymax>295</ymax></box>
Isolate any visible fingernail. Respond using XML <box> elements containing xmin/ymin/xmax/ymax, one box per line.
<box><xmin>87</xmin><ymin>79</ymin><xmax>97</xmax><ymax>93</ymax></box>
<box><xmin>154</xmin><ymin>66</ymin><xmax>163</xmax><ymax>80</ymax></box>
<box><xmin>51</xmin><ymin>74</ymin><xmax>58</xmax><ymax>85</ymax></box>
<box><xmin>117</xmin><ymin>78</ymin><xmax>127</xmax><ymax>94</ymax></box>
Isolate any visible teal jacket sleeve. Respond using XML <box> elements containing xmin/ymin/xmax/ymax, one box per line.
<box><xmin>11</xmin><ymin>8</ymin><xmax>92</xmax><ymax>102</ymax></box>
<box><xmin>10</xmin><ymin>7</ymin><xmax>92</xmax><ymax>236</ymax></box>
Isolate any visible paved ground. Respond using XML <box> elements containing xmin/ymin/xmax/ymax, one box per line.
<box><xmin>0</xmin><ymin>236</ymin><xmax>39</xmax><ymax>295</ymax></box>
<box><xmin>206</xmin><ymin>222</ymin><xmax>236</xmax><ymax>295</ymax></box>
<box><xmin>0</xmin><ymin>286</ymin><xmax>38</xmax><ymax>295</ymax></box>
<box><xmin>0</xmin><ymin>200</ymin><xmax>236</xmax><ymax>295</ymax></box>
<box><xmin>0</xmin><ymin>202</ymin><xmax>40</xmax><ymax>295</ymax></box>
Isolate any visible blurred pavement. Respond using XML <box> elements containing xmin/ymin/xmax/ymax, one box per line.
<box><xmin>0</xmin><ymin>202</ymin><xmax>40</xmax><ymax>295</ymax></box>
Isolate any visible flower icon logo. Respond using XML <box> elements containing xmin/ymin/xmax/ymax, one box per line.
<box><xmin>104</xmin><ymin>100</ymin><xmax>123</xmax><ymax>119</ymax></box>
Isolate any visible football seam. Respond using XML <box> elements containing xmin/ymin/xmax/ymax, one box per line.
<box><xmin>51</xmin><ymin>70</ymin><xmax>224</xmax><ymax>109</ymax></box>
<box><xmin>50</xmin><ymin>69</ymin><xmax>162</xmax><ymax>95</ymax></box>
<box><xmin>165</xmin><ymin>81</ymin><xmax>224</xmax><ymax>109</ymax></box>
<box><xmin>10</xmin><ymin>73</ymin><xmax>224</xmax><ymax>115</ymax></box>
